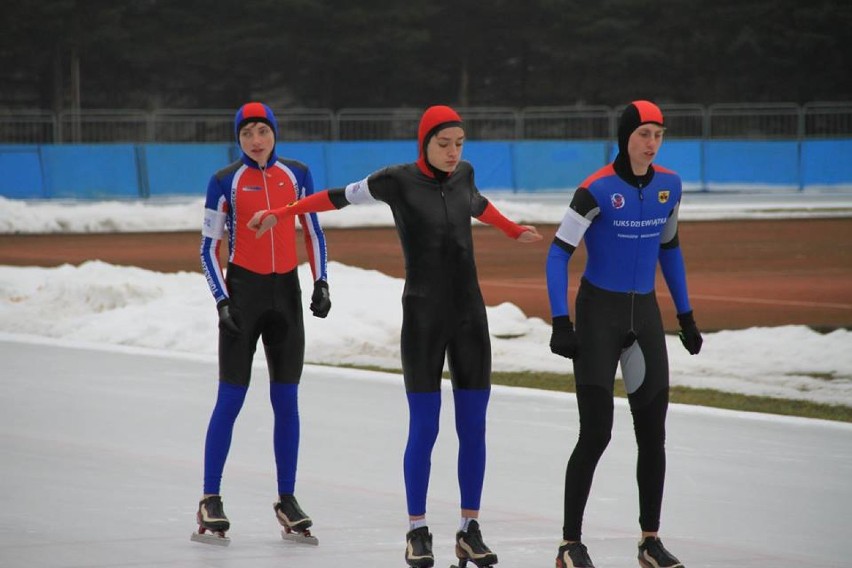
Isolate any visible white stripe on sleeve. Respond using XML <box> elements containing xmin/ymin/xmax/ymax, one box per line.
<box><xmin>202</xmin><ymin>208</ymin><xmax>227</xmax><ymax>239</ymax></box>
<box><xmin>555</xmin><ymin>207</ymin><xmax>592</xmax><ymax>247</ymax></box>
<box><xmin>344</xmin><ymin>177</ymin><xmax>377</xmax><ymax>205</ymax></box>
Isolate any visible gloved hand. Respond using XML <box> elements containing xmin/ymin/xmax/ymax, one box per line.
<box><xmin>677</xmin><ymin>310</ymin><xmax>703</xmax><ymax>355</ymax></box>
<box><xmin>550</xmin><ymin>315</ymin><xmax>578</xmax><ymax>359</ymax></box>
<box><xmin>217</xmin><ymin>299</ymin><xmax>241</xmax><ymax>335</ymax></box>
<box><xmin>310</xmin><ymin>280</ymin><xmax>331</xmax><ymax>318</ymax></box>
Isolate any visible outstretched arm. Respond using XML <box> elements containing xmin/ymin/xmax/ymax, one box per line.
<box><xmin>475</xmin><ymin>202</ymin><xmax>542</xmax><ymax>242</ymax></box>
<box><xmin>248</xmin><ymin>189</ymin><xmax>344</xmax><ymax>237</ymax></box>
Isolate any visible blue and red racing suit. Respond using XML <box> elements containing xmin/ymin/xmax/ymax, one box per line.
<box><xmin>199</xmin><ymin>112</ymin><xmax>328</xmax><ymax>498</ymax></box>
<box><xmin>200</xmin><ymin>156</ymin><xmax>327</xmax><ymax>308</ymax></box>
<box><xmin>546</xmin><ymin>155</ymin><xmax>694</xmax><ymax>540</ymax></box>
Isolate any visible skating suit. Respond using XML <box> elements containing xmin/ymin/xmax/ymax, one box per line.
<box><xmin>546</xmin><ymin>158</ymin><xmax>690</xmax><ymax>402</ymax></box>
<box><xmin>325</xmin><ymin>161</ymin><xmax>498</xmax><ymax>516</ymax></box>
<box><xmin>200</xmin><ymin>152</ymin><xmax>327</xmax><ymax>386</ymax></box>
<box><xmin>545</xmin><ymin>158</ymin><xmax>693</xmax><ymax>538</ymax></box>
<box><xmin>199</xmin><ymin>152</ymin><xmax>327</xmax><ymax>497</ymax></box>
<box><xmin>327</xmin><ymin>161</ymin><xmax>494</xmax><ymax>391</ymax></box>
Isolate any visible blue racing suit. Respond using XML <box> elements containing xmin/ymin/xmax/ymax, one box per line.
<box><xmin>545</xmin><ymin>156</ymin><xmax>694</xmax><ymax>540</ymax></box>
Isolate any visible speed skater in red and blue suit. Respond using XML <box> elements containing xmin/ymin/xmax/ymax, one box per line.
<box><xmin>194</xmin><ymin>102</ymin><xmax>329</xmax><ymax>544</ymax></box>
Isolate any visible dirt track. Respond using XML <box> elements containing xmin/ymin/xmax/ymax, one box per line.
<box><xmin>1</xmin><ymin>218</ymin><xmax>851</xmax><ymax>332</ymax></box>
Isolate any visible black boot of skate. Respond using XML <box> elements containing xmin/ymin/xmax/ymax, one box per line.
<box><xmin>405</xmin><ymin>526</ymin><xmax>434</xmax><ymax>568</ymax></box>
<box><xmin>275</xmin><ymin>494</ymin><xmax>318</xmax><ymax>545</ymax></box>
<box><xmin>556</xmin><ymin>541</ymin><xmax>595</xmax><ymax>568</ymax></box>
<box><xmin>452</xmin><ymin>520</ymin><xmax>498</xmax><ymax>567</ymax></box>
<box><xmin>190</xmin><ymin>495</ymin><xmax>231</xmax><ymax>546</ymax></box>
<box><xmin>637</xmin><ymin>536</ymin><xmax>684</xmax><ymax>568</ymax></box>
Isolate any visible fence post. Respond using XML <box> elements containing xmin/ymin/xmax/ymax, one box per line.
<box><xmin>135</xmin><ymin>145</ymin><xmax>150</xmax><ymax>198</ymax></box>
<box><xmin>146</xmin><ymin>111</ymin><xmax>155</xmax><ymax>143</ymax></box>
<box><xmin>701</xmin><ymin>108</ymin><xmax>709</xmax><ymax>192</ymax></box>
<box><xmin>331</xmin><ymin>111</ymin><xmax>340</xmax><ymax>141</ymax></box>
<box><xmin>797</xmin><ymin>105</ymin><xmax>805</xmax><ymax>191</ymax></box>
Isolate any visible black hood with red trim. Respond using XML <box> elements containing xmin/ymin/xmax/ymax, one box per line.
<box><xmin>613</xmin><ymin>100</ymin><xmax>665</xmax><ymax>186</ymax></box>
<box><xmin>617</xmin><ymin>100</ymin><xmax>664</xmax><ymax>155</ymax></box>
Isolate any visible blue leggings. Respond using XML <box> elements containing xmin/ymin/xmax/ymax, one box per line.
<box><xmin>403</xmin><ymin>388</ymin><xmax>490</xmax><ymax>516</ymax></box>
<box><xmin>203</xmin><ymin>382</ymin><xmax>300</xmax><ymax>495</ymax></box>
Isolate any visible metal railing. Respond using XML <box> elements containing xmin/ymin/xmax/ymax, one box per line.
<box><xmin>336</xmin><ymin>108</ymin><xmax>421</xmax><ymax>140</ymax></box>
<box><xmin>1</xmin><ymin>102</ymin><xmax>850</xmax><ymax>144</ymax></box>
<box><xmin>521</xmin><ymin>106</ymin><xmax>611</xmax><ymax>140</ymax></box>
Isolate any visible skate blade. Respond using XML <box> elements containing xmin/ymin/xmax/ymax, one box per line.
<box><xmin>450</xmin><ymin>561</ymin><xmax>495</xmax><ymax>568</ymax></box>
<box><xmin>281</xmin><ymin>530</ymin><xmax>319</xmax><ymax>546</ymax></box>
<box><xmin>191</xmin><ymin>531</ymin><xmax>231</xmax><ymax>546</ymax></box>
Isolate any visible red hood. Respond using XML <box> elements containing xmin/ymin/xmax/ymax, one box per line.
<box><xmin>416</xmin><ymin>105</ymin><xmax>463</xmax><ymax>178</ymax></box>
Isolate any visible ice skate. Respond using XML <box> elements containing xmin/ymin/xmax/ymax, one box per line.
<box><xmin>274</xmin><ymin>494</ymin><xmax>318</xmax><ymax>545</ymax></box>
<box><xmin>450</xmin><ymin>520</ymin><xmax>497</xmax><ymax>568</ymax></box>
<box><xmin>190</xmin><ymin>495</ymin><xmax>231</xmax><ymax>546</ymax></box>
<box><xmin>637</xmin><ymin>536</ymin><xmax>684</xmax><ymax>568</ymax></box>
<box><xmin>405</xmin><ymin>525</ymin><xmax>434</xmax><ymax>567</ymax></box>
<box><xmin>556</xmin><ymin>540</ymin><xmax>595</xmax><ymax>567</ymax></box>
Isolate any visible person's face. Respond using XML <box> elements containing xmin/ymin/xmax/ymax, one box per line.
<box><xmin>239</xmin><ymin>121</ymin><xmax>275</xmax><ymax>167</ymax></box>
<box><xmin>425</xmin><ymin>126</ymin><xmax>465</xmax><ymax>173</ymax></box>
<box><xmin>627</xmin><ymin>123</ymin><xmax>665</xmax><ymax>174</ymax></box>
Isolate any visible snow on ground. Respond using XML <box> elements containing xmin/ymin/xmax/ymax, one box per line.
<box><xmin>2</xmin><ymin>190</ymin><xmax>852</xmax><ymax>233</ymax></box>
<box><xmin>1</xmin><ymin>191</ymin><xmax>851</xmax><ymax>406</ymax></box>
<box><xmin>1</xmin><ymin>260</ymin><xmax>850</xmax><ymax>407</ymax></box>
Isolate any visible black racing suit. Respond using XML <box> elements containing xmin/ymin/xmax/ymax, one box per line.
<box><xmin>329</xmin><ymin>161</ymin><xmax>492</xmax><ymax>392</ymax></box>
<box><xmin>325</xmin><ymin>160</ymin><xmax>497</xmax><ymax>516</ymax></box>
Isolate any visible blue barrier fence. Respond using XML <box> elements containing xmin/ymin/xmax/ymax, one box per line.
<box><xmin>1</xmin><ymin>139</ymin><xmax>851</xmax><ymax>199</ymax></box>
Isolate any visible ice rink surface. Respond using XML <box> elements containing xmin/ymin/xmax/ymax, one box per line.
<box><xmin>1</xmin><ymin>337</ymin><xmax>850</xmax><ymax>568</ymax></box>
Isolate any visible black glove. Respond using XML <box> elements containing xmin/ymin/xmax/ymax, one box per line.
<box><xmin>310</xmin><ymin>280</ymin><xmax>331</xmax><ymax>318</ymax></box>
<box><xmin>550</xmin><ymin>315</ymin><xmax>578</xmax><ymax>359</ymax></box>
<box><xmin>677</xmin><ymin>310</ymin><xmax>703</xmax><ymax>355</ymax></box>
<box><xmin>217</xmin><ymin>299</ymin><xmax>241</xmax><ymax>335</ymax></box>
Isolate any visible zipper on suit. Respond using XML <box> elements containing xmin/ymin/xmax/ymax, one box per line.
<box><xmin>629</xmin><ymin>181</ymin><xmax>645</xmax><ymax>337</ymax></box>
<box><xmin>261</xmin><ymin>163</ymin><xmax>275</xmax><ymax>272</ymax></box>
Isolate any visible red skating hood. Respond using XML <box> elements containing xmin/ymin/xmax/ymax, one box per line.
<box><xmin>416</xmin><ymin>105</ymin><xmax>463</xmax><ymax>178</ymax></box>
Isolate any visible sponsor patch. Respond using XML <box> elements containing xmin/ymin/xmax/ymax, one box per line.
<box><xmin>242</xmin><ymin>185</ymin><xmax>263</xmax><ymax>192</ymax></box>
<box><xmin>611</xmin><ymin>193</ymin><xmax>625</xmax><ymax>209</ymax></box>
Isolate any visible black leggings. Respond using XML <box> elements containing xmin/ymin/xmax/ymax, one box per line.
<box><xmin>399</xmin><ymin>294</ymin><xmax>491</xmax><ymax>393</ymax></box>
<box><xmin>562</xmin><ymin>384</ymin><xmax>669</xmax><ymax>541</ymax></box>
<box><xmin>219</xmin><ymin>264</ymin><xmax>304</xmax><ymax>386</ymax></box>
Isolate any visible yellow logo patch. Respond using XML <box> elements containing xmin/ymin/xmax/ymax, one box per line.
<box><xmin>658</xmin><ymin>190</ymin><xmax>670</xmax><ymax>204</ymax></box>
